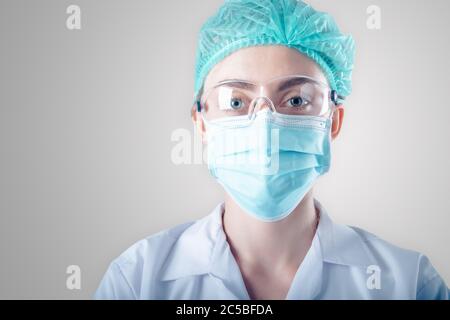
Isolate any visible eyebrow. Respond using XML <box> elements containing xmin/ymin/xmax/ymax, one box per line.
<box><xmin>216</xmin><ymin>80</ymin><xmax>257</xmax><ymax>90</ymax></box>
<box><xmin>214</xmin><ymin>77</ymin><xmax>320</xmax><ymax>91</ymax></box>
<box><xmin>277</xmin><ymin>77</ymin><xmax>312</xmax><ymax>92</ymax></box>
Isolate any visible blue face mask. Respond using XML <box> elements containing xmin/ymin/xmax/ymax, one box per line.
<box><xmin>204</xmin><ymin>109</ymin><xmax>332</xmax><ymax>222</ymax></box>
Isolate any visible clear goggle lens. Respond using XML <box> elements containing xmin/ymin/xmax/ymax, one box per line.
<box><xmin>198</xmin><ymin>76</ymin><xmax>343</xmax><ymax>121</ymax></box>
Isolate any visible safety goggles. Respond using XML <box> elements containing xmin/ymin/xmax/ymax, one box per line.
<box><xmin>195</xmin><ymin>75</ymin><xmax>345</xmax><ymax>121</ymax></box>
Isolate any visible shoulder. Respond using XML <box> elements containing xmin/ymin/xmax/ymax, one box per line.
<box><xmin>114</xmin><ymin>220</ymin><xmax>195</xmax><ymax>271</ymax></box>
<box><xmin>348</xmin><ymin>225</ymin><xmax>448</xmax><ymax>299</ymax></box>
<box><xmin>94</xmin><ymin>203</ymin><xmax>225</xmax><ymax>300</ymax></box>
<box><xmin>349</xmin><ymin>225</ymin><xmax>421</xmax><ymax>266</ymax></box>
<box><xmin>93</xmin><ymin>219</ymin><xmax>198</xmax><ymax>299</ymax></box>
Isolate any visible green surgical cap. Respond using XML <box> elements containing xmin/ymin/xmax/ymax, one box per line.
<box><xmin>194</xmin><ymin>0</ymin><xmax>355</xmax><ymax>101</ymax></box>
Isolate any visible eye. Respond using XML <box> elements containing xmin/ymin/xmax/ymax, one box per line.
<box><xmin>288</xmin><ymin>96</ymin><xmax>309</xmax><ymax>108</ymax></box>
<box><xmin>229</xmin><ymin>98</ymin><xmax>245</xmax><ymax>110</ymax></box>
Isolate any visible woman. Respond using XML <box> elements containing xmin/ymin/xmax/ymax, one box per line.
<box><xmin>94</xmin><ymin>0</ymin><xmax>448</xmax><ymax>299</ymax></box>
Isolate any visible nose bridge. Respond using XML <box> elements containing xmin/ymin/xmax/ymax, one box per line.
<box><xmin>252</xmin><ymin>95</ymin><xmax>275</xmax><ymax>114</ymax></box>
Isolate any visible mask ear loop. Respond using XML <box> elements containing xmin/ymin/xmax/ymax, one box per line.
<box><xmin>327</xmin><ymin>90</ymin><xmax>346</xmax><ymax>143</ymax></box>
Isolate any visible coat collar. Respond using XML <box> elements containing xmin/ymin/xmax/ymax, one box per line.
<box><xmin>160</xmin><ymin>199</ymin><xmax>377</xmax><ymax>282</ymax></box>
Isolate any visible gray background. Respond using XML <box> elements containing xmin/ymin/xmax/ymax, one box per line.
<box><xmin>0</xmin><ymin>0</ymin><xmax>448</xmax><ymax>299</ymax></box>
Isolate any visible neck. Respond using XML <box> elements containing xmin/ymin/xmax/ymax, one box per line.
<box><xmin>222</xmin><ymin>190</ymin><xmax>319</xmax><ymax>275</ymax></box>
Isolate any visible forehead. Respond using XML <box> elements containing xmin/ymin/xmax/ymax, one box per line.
<box><xmin>203</xmin><ymin>45</ymin><xmax>328</xmax><ymax>91</ymax></box>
